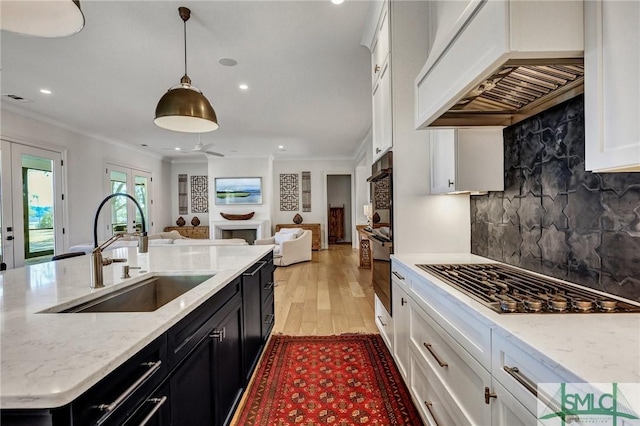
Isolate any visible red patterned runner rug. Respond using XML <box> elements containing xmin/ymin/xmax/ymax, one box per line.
<box><xmin>236</xmin><ymin>334</ymin><xmax>424</xmax><ymax>425</ymax></box>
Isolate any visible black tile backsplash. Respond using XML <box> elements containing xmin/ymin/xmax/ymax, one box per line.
<box><xmin>471</xmin><ymin>95</ymin><xmax>640</xmax><ymax>301</ymax></box>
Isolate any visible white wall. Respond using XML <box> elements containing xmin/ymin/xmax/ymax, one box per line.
<box><xmin>327</xmin><ymin>175</ymin><xmax>352</xmax><ymax>243</ymax></box>
<box><xmin>169</xmin><ymin>161</ymin><xmax>209</xmax><ymax>227</ymax></box>
<box><xmin>1</xmin><ymin>108</ymin><xmax>172</xmax><ymax>248</ymax></box>
<box><xmin>272</xmin><ymin>159</ymin><xmax>357</xmax><ymax>248</ymax></box>
<box><xmin>207</xmin><ymin>157</ymin><xmax>273</xmax><ymax>229</ymax></box>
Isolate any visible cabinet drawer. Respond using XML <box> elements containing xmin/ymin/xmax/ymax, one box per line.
<box><xmin>167</xmin><ymin>277</ymin><xmax>240</xmax><ymax>368</ymax></box>
<box><xmin>391</xmin><ymin>260</ymin><xmax>412</xmax><ymax>291</ymax></box>
<box><xmin>492</xmin><ymin>331</ymin><xmax>580</xmax><ymax>416</ymax></box>
<box><xmin>411</xmin><ymin>273</ymin><xmax>492</xmax><ymax>369</ymax></box>
<box><xmin>72</xmin><ymin>335</ymin><xmax>168</xmax><ymax>426</ymax></box>
<box><xmin>375</xmin><ymin>294</ymin><xmax>393</xmax><ymax>350</ymax></box>
<box><xmin>410</xmin><ymin>302</ymin><xmax>491</xmax><ymax>426</ymax></box>
<box><xmin>409</xmin><ymin>351</ymin><xmax>464</xmax><ymax>426</ymax></box>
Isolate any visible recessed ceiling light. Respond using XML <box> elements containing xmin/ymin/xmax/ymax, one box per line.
<box><xmin>174</xmin><ymin>147</ymin><xmax>181</xmax><ymax>151</ymax></box>
<box><xmin>40</xmin><ymin>89</ymin><xmax>52</xmax><ymax>94</ymax></box>
<box><xmin>218</xmin><ymin>57</ymin><xmax>238</xmax><ymax>67</ymax></box>
<box><xmin>239</xmin><ymin>84</ymin><xmax>249</xmax><ymax>91</ymax></box>
<box><xmin>331</xmin><ymin>0</ymin><xmax>345</xmax><ymax>4</ymax></box>
<box><xmin>278</xmin><ymin>145</ymin><xmax>285</xmax><ymax>150</ymax></box>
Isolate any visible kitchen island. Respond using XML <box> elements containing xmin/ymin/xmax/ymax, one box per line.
<box><xmin>0</xmin><ymin>244</ymin><xmax>273</xmax><ymax>424</ymax></box>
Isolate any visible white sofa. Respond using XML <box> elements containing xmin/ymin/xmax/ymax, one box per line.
<box><xmin>255</xmin><ymin>228</ymin><xmax>312</xmax><ymax>266</ymax></box>
<box><xmin>69</xmin><ymin>230</ymin><xmax>248</xmax><ymax>254</ymax></box>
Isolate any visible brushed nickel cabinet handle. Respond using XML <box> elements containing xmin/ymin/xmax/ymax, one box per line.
<box><xmin>392</xmin><ymin>271</ymin><xmax>405</xmax><ymax>280</ymax></box>
<box><xmin>376</xmin><ymin>147</ymin><xmax>381</xmax><ymax>154</ymax></box>
<box><xmin>484</xmin><ymin>386</ymin><xmax>497</xmax><ymax>404</ymax></box>
<box><xmin>138</xmin><ymin>396</ymin><xmax>168</xmax><ymax>426</ymax></box>
<box><xmin>374</xmin><ymin>64</ymin><xmax>380</xmax><ymax>73</ymax></box>
<box><xmin>424</xmin><ymin>401</ymin><xmax>441</xmax><ymax>426</ymax></box>
<box><xmin>96</xmin><ymin>361</ymin><xmax>162</xmax><ymax>423</ymax></box>
<box><xmin>377</xmin><ymin>315</ymin><xmax>387</xmax><ymax>327</ymax></box>
<box><xmin>423</xmin><ymin>343</ymin><xmax>448</xmax><ymax>368</ymax></box>
<box><xmin>503</xmin><ymin>366</ymin><xmax>537</xmax><ymax>397</ymax></box>
<box><xmin>401</xmin><ymin>297</ymin><xmax>407</xmax><ymax>306</ymax></box>
<box><xmin>448</xmin><ymin>179</ymin><xmax>455</xmax><ymax>187</ymax></box>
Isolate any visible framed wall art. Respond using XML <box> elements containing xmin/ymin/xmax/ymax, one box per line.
<box><xmin>215</xmin><ymin>177</ymin><xmax>263</xmax><ymax>205</ymax></box>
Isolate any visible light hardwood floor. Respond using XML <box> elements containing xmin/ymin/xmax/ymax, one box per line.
<box><xmin>272</xmin><ymin>243</ymin><xmax>378</xmax><ymax>336</ymax></box>
<box><xmin>231</xmin><ymin>244</ymin><xmax>379</xmax><ymax>425</ymax></box>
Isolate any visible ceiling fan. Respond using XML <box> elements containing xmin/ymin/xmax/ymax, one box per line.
<box><xmin>164</xmin><ymin>135</ymin><xmax>224</xmax><ymax>157</ymax></box>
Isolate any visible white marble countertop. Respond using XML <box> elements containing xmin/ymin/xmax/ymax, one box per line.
<box><xmin>393</xmin><ymin>253</ymin><xmax>640</xmax><ymax>385</ymax></box>
<box><xmin>0</xmin><ymin>244</ymin><xmax>272</xmax><ymax>409</ymax></box>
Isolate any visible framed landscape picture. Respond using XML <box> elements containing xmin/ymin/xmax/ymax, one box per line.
<box><xmin>215</xmin><ymin>177</ymin><xmax>263</xmax><ymax>205</ymax></box>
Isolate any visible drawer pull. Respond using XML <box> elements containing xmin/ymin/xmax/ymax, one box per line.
<box><xmin>503</xmin><ymin>366</ymin><xmax>537</xmax><ymax>397</ymax></box>
<box><xmin>264</xmin><ymin>314</ymin><xmax>275</xmax><ymax>325</ymax></box>
<box><xmin>423</xmin><ymin>343</ymin><xmax>448</xmax><ymax>368</ymax></box>
<box><xmin>95</xmin><ymin>360</ymin><xmax>162</xmax><ymax>424</ymax></box>
<box><xmin>377</xmin><ymin>315</ymin><xmax>387</xmax><ymax>327</ymax></box>
<box><xmin>392</xmin><ymin>271</ymin><xmax>405</xmax><ymax>280</ymax></box>
<box><xmin>243</xmin><ymin>261</ymin><xmax>266</xmax><ymax>277</ymax></box>
<box><xmin>138</xmin><ymin>396</ymin><xmax>168</xmax><ymax>426</ymax></box>
<box><xmin>484</xmin><ymin>386</ymin><xmax>497</xmax><ymax>404</ymax></box>
<box><xmin>263</xmin><ymin>281</ymin><xmax>275</xmax><ymax>291</ymax></box>
<box><xmin>401</xmin><ymin>297</ymin><xmax>407</xmax><ymax>306</ymax></box>
<box><xmin>424</xmin><ymin>401</ymin><xmax>441</xmax><ymax>426</ymax></box>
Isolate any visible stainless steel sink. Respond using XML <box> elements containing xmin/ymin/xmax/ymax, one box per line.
<box><xmin>51</xmin><ymin>275</ymin><xmax>213</xmax><ymax>313</ymax></box>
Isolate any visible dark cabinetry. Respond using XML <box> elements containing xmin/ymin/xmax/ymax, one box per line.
<box><xmin>242</xmin><ymin>252</ymin><xmax>274</xmax><ymax>382</ymax></box>
<box><xmin>1</xmin><ymin>253</ymin><xmax>274</xmax><ymax>426</ymax></box>
<box><xmin>170</xmin><ymin>292</ymin><xmax>243</xmax><ymax>426</ymax></box>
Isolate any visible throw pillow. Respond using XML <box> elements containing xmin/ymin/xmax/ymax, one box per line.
<box><xmin>274</xmin><ymin>232</ymin><xmax>297</xmax><ymax>245</ymax></box>
<box><xmin>278</xmin><ymin>227</ymin><xmax>304</xmax><ymax>237</ymax></box>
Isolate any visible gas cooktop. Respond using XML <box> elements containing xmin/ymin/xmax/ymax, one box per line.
<box><xmin>416</xmin><ymin>263</ymin><xmax>640</xmax><ymax>314</ymax></box>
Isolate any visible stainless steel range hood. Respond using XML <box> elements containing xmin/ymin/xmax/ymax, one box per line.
<box><xmin>430</xmin><ymin>59</ymin><xmax>584</xmax><ymax>127</ymax></box>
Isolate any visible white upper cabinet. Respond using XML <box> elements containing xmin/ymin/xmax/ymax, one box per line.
<box><xmin>415</xmin><ymin>0</ymin><xmax>583</xmax><ymax>129</ymax></box>
<box><xmin>430</xmin><ymin>128</ymin><xmax>504</xmax><ymax>194</ymax></box>
<box><xmin>584</xmin><ymin>0</ymin><xmax>640</xmax><ymax>172</ymax></box>
<box><xmin>371</xmin><ymin>1</ymin><xmax>390</xmax><ymax>87</ymax></box>
<box><xmin>372</xmin><ymin>61</ymin><xmax>392</xmax><ymax>160</ymax></box>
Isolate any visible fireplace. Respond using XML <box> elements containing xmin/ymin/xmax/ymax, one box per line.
<box><xmin>211</xmin><ymin>220</ymin><xmax>271</xmax><ymax>244</ymax></box>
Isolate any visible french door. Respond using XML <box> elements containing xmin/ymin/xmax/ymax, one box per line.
<box><xmin>103</xmin><ymin>163</ymin><xmax>152</xmax><ymax>239</ymax></box>
<box><xmin>1</xmin><ymin>140</ymin><xmax>64</xmax><ymax>268</ymax></box>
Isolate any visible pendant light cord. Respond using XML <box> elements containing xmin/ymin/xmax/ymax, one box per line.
<box><xmin>183</xmin><ymin>19</ymin><xmax>188</xmax><ymax>77</ymax></box>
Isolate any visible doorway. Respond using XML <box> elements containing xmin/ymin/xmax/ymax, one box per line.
<box><xmin>1</xmin><ymin>140</ymin><xmax>65</xmax><ymax>268</ymax></box>
<box><xmin>102</xmin><ymin>163</ymin><xmax>152</xmax><ymax>239</ymax></box>
<box><xmin>325</xmin><ymin>174</ymin><xmax>353</xmax><ymax>246</ymax></box>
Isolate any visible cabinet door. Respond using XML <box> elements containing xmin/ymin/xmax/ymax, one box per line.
<box><xmin>585</xmin><ymin>0</ymin><xmax>640</xmax><ymax>172</ymax></box>
<box><xmin>372</xmin><ymin>76</ymin><xmax>384</xmax><ymax>159</ymax></box>
<box><xmin>169</xmin><ymin>339</ymin><xmax>215</xmax><ymax>426</ymax></box>
<box><xmin>392</xmin><ymin>282</ymin><xmax>410</xmax><ymax>380</ymax></box>
<box><xmin>242</xmin><ymin>261</ymin><xmax>265</xmax><ymax>383</ymax></box>
<box><xmin>375</xmin><ymin>61</ymin><xmax>393</xmax><ymax>161</ymax></box>
<box><xmin>429</xmin><ymin>129</ymin><xmax>456</xmax><ymax>194</ymax></box>
<box><xmin>212</xmin><ymin>298</ymin><xmax>245</xmax><ymax>426</ymax></box>
<box><xmin>491</xmin><ymin>380</ymin><xmax>539</xmax><ymax>426</ymax></box>
<box><xmin>375</xmin><ymin>1</ymin><xmax>390</xmax><ymax>73</ymax></box>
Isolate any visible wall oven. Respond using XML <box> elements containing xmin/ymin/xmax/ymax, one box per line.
<box><xmin>367</xmin><ymin>152</ymin><xmax>393</xmax><ymax>315</ymax></box>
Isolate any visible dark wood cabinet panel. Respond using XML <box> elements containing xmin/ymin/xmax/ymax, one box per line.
<box><xmin>328</xmin><ymin>207</ymin><xmax>345</xmax><ymax>244</ymax></box>
<box><xmin>242</xmin><ymin>262</ymin><xmax>264</xmax><ymax>383</ymax></box>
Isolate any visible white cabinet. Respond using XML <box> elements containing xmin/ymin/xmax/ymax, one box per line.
<box><xmin>370</xmin><ymin>1</ymin><xmax>390</xmax><ymax>87</ymax></box>
<box><xmin>372</xmin><ymin>61</ymin><xmax>392</xmax><ymax>161</ymax></box>
<box><xmin>491</xmin><ymin>380</ymin><xmax>539</xmax><ymax>426</ymax></box>
<box><xmin>584</xmin><ymin>0</ymin><xmax>640</xmax><ymax>172</ymax></box>
<box><xmin>374</xmin><ymin>294</ymin><xmax>393</xmax><ymax>351</ymax></box>
<box><xmin>392</xmin><ymin>281</ymin><xmax>410</xmax><ymax>380</ymax></box>
<box><xmin>429</xmin><ymin>128</ymin><xmax>504</xmax><ymax>194</ymax></box>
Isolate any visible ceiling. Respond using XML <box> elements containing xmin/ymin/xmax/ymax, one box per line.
<box><xmin>1</xmin><ymin>1</ymin><xmax>373</xmax><ymax>161</ymax></box>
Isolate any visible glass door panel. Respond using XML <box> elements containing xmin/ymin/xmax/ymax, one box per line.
<box><xmin>110</xmin><ymin>170</ymin><xmax>128</xmax><ymax>235</ymax></box>
<box><xmin>134</xmin><ymin>174</ymin><xmax>149</xmax><ymax>233</ymax></box>
<box><xmin>22</xmin><ymin>158</ymin><xmax>55</xmax><ymax>259</ymax></box>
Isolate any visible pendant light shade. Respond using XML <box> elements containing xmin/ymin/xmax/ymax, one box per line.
<box><xmin>1</xmin><ymin>0</ymin><xmax>84</xmax><ymax>38</ymax></box>
<box><xmin>154</xmin><ymin>7</ymin><xmax>218</xmax><ymax>133</ymax></box>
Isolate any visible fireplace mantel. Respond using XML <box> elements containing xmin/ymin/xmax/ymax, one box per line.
<box><xmin>210</xmin><ymin>220</ymin><xmax>271</xmax><ymax>240</ymax></box>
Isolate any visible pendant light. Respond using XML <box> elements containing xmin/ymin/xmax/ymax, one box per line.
<box><xmin>1</xmin><ymin>0</ymin><xmax>84</xmax><ymax>37</ymax></box>
<box><xmin>154</xmin><ymin>7</ymin><xmax>218</xmax><ymax>133</ymax></box>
